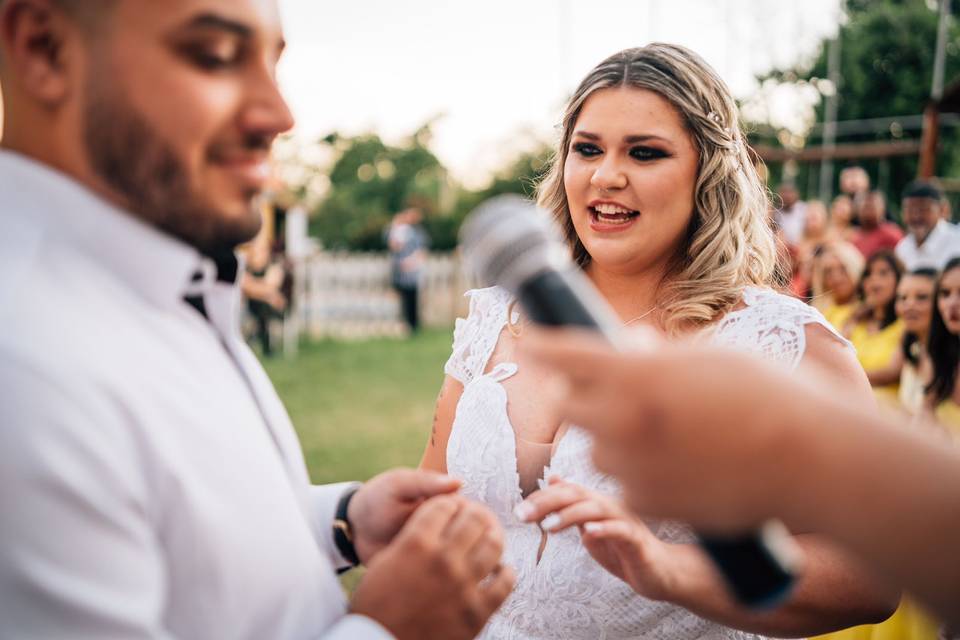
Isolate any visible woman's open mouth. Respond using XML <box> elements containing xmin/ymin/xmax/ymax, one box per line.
<box><xmin>589</xmin><ymin>203</ymin><xmax>640</xmax><ymax>231</ymax></box>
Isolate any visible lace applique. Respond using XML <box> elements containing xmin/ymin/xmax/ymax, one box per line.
<box><xmin>443</xmin><ymin>287</ymin><xmax>514</xmax><ymax>385</ymax></box>
<box><xmin>710</xmin><ymin>287</ymin><xmax>852</xmax><ymax>370</ymax></box>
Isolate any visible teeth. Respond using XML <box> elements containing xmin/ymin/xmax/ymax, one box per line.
<box><xmin>594</xmin><ymin>203</ymin><xmax>635</xmax><ymax>215</ymax></box>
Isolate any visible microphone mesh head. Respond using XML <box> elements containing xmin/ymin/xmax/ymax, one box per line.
<box><xmin>459</xmin><ymin>194</ymin><xmax>569</xmax><ymax>294</ymax></box>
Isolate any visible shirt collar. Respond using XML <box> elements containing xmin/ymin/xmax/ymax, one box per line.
<box><xmin>0</xmin><ymin>149</ymin><xmax>240</xmax><ymax>310</ymax></box>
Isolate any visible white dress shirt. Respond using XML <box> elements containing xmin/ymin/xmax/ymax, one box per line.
<box><xmin>895</xmin><ymin>219</ymin><xmax>960</xmax><ymax>271</ymax></box>
<box><xmin>775</xmin><ymin>202</ymin><xmax>807</xmax><ymax>247</ymax></box>
<box><xmin>0</xmin><ymin>150</ymin><xmax>392</xmax><ymax>639</ymax></box>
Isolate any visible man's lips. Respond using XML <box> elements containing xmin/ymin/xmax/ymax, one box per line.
<box><xmin>212</xmin><ymin>153</ymin><xmax>271</xmax><ymax>189</ymax></box>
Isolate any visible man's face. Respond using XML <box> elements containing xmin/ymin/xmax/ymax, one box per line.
<box><xmin>902</xmin><ymin>196</ymin><xmax>942</xmax><ymax>243</ymax></box>
<box><xmin>81</xmin><ymin>0</ymin><xmax>293</xmax><ymax>255</ymax></box>
<box><xmin>778</xmin><ymin>186</ymin><xmax>798</xmax><ymax>209</ymax></box>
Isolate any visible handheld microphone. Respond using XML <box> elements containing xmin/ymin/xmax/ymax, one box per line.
<box><xmin>459</xmin><ymin>194</ymin><xmax>800</xmax><ymax>609</ymax></box>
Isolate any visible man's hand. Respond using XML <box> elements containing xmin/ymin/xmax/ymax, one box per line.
<box><xmin>350</xmin><ymin>495</ymin><xmax>515</xmax><ymax>640</ymax></box>
<box><xmin>348</xmin><ymin>468</ymin><xmax>461</xmax><ymax>563</ymax></box>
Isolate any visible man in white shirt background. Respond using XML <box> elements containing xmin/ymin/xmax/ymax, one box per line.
<box><xmin>0</xmin><ymin>1</ymin><xmax>513</xmax><ymax>638</ymax></box>
<box><xmin>895</xmin><ymin>180</ymin><xmax>960</xmax><ymax>271</ymax></box>
<box><xmin>774</xmin><ymin>181</ymin><xmax>807</xmax><ymax>248</ymax></box>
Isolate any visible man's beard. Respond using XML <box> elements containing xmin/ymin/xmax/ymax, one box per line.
<box><xmin>82</xmin><ymin>82</ymin><xmax>262</xmax><ymax>256</ymax></box>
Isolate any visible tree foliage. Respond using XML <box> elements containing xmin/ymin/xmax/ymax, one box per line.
<box><xmin>755</xmin><ymin>0</ymin><xmax>960</xmax><ymax>212</ymax></box>
<box><xmin>310</xmin><ymin>126</ymin><xmax>447</xmax><ymax>251</ymax></box>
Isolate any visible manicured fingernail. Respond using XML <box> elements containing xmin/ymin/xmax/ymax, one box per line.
<box><xmin>583</xmin><ymin>522</ymin><xmax>605</xmax><ymax>534</ymax></box>
<box><xmin>513</xmin><ymin>503</ymin><xmax>535</xmax><ymax>522</ymax></box>
<box><xmin>541</xmin><ymin>514</ymin><xmax>562</xmax><ymax>531</ymax></box>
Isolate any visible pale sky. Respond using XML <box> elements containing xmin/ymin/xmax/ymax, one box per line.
<box><xmin>277</xmin><ymin>0</ymin><xmax>843</xmax><ymax>187</ymax></box>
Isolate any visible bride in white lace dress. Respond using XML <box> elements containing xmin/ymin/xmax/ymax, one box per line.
<box><xmin>420</xmin><ymin>44</ymin><xmax>896</xmax><ymax>639</ymax></box>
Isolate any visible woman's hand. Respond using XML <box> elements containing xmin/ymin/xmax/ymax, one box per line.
<box><xmin>515</xmin><ymin>477</ymin><xmax>677</xmax><ymax>601</ymax></box>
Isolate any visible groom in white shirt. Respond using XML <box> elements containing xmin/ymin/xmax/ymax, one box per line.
<box><xmin>0</xmin><ymin>1</ymin><xmax>514</xmax><ymax>638</ymax></box>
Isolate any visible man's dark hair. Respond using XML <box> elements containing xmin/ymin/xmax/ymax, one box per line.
<box><xmin>902</xmin><ymin>180</ymin><xmax>944</xmax><ymax>202</ymax></box>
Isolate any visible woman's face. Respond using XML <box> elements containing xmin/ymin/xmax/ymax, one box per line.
<box><xmin>830</xmin><ymin>197</ymin><xmax>852</xmax><ymax>226</ymax></box>
<box><xmin>937</xmin><ymin>267</ymin><xmax>960</xmax><ymax>335</ymax></box>
<box><xmin>896</xmin><ymin>275</ymin><xmax>935</xmax><ymax>335</ymax></box>
<box><xmin>862</xmin><ymin>258</ymin><xmax>898</xmax><ymax>310</ymax></box>
<box><xmin>821</xmin><ymin>253</ymin><xmax>856</xmax><ymax>304</ymax></box>
<box><xmin>564</xmin><ymin>86</ymin><xmax>699</xmax><ymax>276</ymax></box>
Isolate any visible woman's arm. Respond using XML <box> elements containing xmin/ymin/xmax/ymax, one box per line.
<box><xmin>865</xmin><ymin>348</ymin><xmax>904</xmax><ymax>387</ymax></box>
<box><xmin>418</xmin><ymin>376</ymin><xmax>464</xmax><ymax>474</ymax></box>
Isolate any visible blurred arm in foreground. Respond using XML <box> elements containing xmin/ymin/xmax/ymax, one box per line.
<box><xmin>521</xmin><ymin>327</ymin><xmax>960</xmax><ymax>626</ymax></box>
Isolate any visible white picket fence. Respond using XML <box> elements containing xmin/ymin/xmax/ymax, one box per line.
<box><xmin>286</xmin><ymin>251</ymin><xmax>474</xmax><ymax>343</ymax></box>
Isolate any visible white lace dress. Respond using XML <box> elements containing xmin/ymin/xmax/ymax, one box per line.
<box><xmin>443</xmin><ymin>286</ymin><xmax>851</xmax><ymax>640</ymax></box>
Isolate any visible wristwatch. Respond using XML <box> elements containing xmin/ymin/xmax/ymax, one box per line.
<box><xmin>333</xmin><ymin>486</ymin><xmax>361</xmax><ymax>570</ymax></box>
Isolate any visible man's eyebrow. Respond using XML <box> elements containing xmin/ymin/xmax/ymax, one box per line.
<box><xmin>181</xmin><ymin>13</ymin><xmax>253</xmax><ymax>38</ymax></box>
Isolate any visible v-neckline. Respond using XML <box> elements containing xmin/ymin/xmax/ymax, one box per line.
<box><xmin>479</xmin><ymin>361</ymin><xmax>572</xmax><ymax>506</ymax></box>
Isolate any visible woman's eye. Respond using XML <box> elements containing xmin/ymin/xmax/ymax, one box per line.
<box><xmin>572</xmin><ymin>142</ymin><xmax>601</xmax><ymax>157</ymax></box>
<box><xmin>629</xmin><ymin>146</ymin><xmax>668</xmax><ymax>161</ymax></box>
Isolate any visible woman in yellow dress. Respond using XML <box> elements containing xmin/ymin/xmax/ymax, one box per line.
<box><xmin>843</xmin><ymin>251</ymin><xmax>905</xmax><ymax>407</ymax></box>
<box><xmin>896</xmin><ymin>269</ymin><xmax>938</xmax><ymax>415</ymax></box>
<box><xmin>811</xmin><ymin>240</ymin><xmax>865</xmax><ymax>332</ymax></box>
<box><xmin>815</xmin><ymin>265</ymin><xmax>947</xmax><ymax>640</ymax></box>
<box><xmin>927</xmin><ymin>258</ymin><xmax>960</xmax><ymax>440</ymax></box>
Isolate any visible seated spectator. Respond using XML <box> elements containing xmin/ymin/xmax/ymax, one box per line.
<box><xmin>840</xmin><ymin>165</ymin><xmax>870</xmax><ymax>222</ymax></box>
<box><xmin>811</xmin><ymin>240</ymin><xmax>865</xmax><ymax>331</ymax></box>
<box><xmin>774</xmin><ymin>181</ymin><xmax>807</xmax><ymax>247</ymax></box>
<box><xmin>790</xmin><ymin>201</ymin><xmax>830</xmax><ymax>300</ymax></box>
<box><xmin>851</xmin><ymin>191</ymin><xmax>904</xmax><ymax>259</ymax></box>
<box><xmin>844</xmin><ymin>251</ymin><xmax>905</xmax><ymax>406</ymax></box>
<box><xmin>926</xmin><ymin>257</ymin><xmax>960</xmax><ymax>440</ymax></box>
<box><xmin>896</xmin><ymin>269</ymin><xmax>939</xmax><ymax>416</ymax></box>
<box><xmin>895</xmin><ymin>181</ymin><xmax>960</xmax><ymax>271</ymax></box>
<box><xmin>828</xmin><ymin>194</ymin><xmax>857</xmax><ymax>241</ymax></box>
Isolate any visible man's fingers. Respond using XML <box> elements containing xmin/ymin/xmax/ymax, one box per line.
<box><xmin>465</xmin><ymin>531</ymin><xmax>504</xmax><ymax>582</ymax></box>
<box><xmin>396</xmin><ymin>494</ymin><xmax>460</xmax><ymax>543</ymax></box>
<box><xmin>478</xmin><ymin>564</ymin><xmax>516</xmax><ymax>616</ymax></box>
<box><xmin>444</xmin><ymin>502</ymin><xmax>496</xmax><ymax>552</ymax></box>
<box><xmin>388</xmin><ymin>468</ymin><xmax>462</xmax><ymax>501</ymax></box>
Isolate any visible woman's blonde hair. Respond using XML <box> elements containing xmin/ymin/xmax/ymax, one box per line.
<box><xmin>536</xmin><ymin>43</ymin><xmax>777</xmax><ymax>334</ymax></box>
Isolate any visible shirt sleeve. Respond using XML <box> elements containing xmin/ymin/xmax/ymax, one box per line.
<box><xmin>0</xmin><ymin>359</ymin><xmax>174</xmax><ymax>638</ymax></box>
<box><xmin>309</xmin><ymin>482</ymin><xmax>363</xmax><ymax>570</ymax></box>
<box><xmin>319</xmin><ymin>614</ymin><xmax>396</xmax><ymax>639</ymax></box>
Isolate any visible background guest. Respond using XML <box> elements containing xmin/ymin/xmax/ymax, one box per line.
<box><xmin>895</xmin><ymin>181</ymin><xmax>960</xmax><ymax>271</ymax></box>
<box><xmin>926</xmin><ymin>257</ymin><xmax>960</xmax><ymax>439</ymax></box>
<box><xmin>897</xmin><ymin>269</ymin><xmax>939</xmax><ymax>416</ymax></box>
<box><xmin>851</xmin><ymin>191</ymin><xmax>904</xmax><ymax>259</ymax></box>
<box><xmin>844</xmin><ymin>251</ymin><xmax>905</xmax><ymax>406</ymax></box>
<box><xmin>774</xmin><ymin>181</ymin><xmax>807</xmax><ymax>248</ymax></box>
<box><xmin>812</xmin><ymin>240</ymin><xmax>865</xmax><ymax>331</ymax></box>
<box><xmin>829</xmin><ymin>194</ymin><xmax>857</xmax><ymax>242</ymax></box>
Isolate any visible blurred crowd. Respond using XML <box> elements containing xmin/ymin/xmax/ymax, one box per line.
<box><xmin>775</xmin><ymin>168</ymin><xmax>960</xmax><ymax>436</ymax></box>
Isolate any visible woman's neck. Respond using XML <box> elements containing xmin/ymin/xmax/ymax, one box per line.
<box><xmin>585</xmin><ymin>262</ymin><xmax>666</xmax><ymax>325</ymax></box>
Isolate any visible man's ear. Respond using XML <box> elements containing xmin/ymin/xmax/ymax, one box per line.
<box><xmin>1</xmin><ymin>0</ymin><xmax>80</xmax><ymax>106</ymax></box>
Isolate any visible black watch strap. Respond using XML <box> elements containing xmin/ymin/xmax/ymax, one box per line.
<box><xmin>333</xmin><ymin>486</ymin><xmax>361</xmax><ymax>570</ymax></box>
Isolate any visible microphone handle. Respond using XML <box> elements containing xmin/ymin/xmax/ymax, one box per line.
<box><xmin>516</xmin><ymin>270</ymin><xmax>797</xmax><ymax>609</ymax></box>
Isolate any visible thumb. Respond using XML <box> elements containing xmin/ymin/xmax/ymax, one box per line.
<box><xmin>391</xmin><ymin>469</ymin><xmax>462</xmax><ymax>501</ymax></box>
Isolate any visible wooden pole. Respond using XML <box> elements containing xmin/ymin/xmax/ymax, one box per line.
<box><xmin>919</xmin><ymin>103</ymin><xmax>940</xmax><ymax>178</ymax></box>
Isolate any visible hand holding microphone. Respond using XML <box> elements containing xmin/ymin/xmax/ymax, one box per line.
<box><xmin>459</xmin><ymin>195</ymin><xmax>801</xmax><ymax>609</ymax></box>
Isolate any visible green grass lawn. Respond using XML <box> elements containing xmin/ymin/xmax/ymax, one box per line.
<box><xmin>261</xmin><ymin>328</ymin><xmax>454</xmax><ymax>484</ymax></box>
